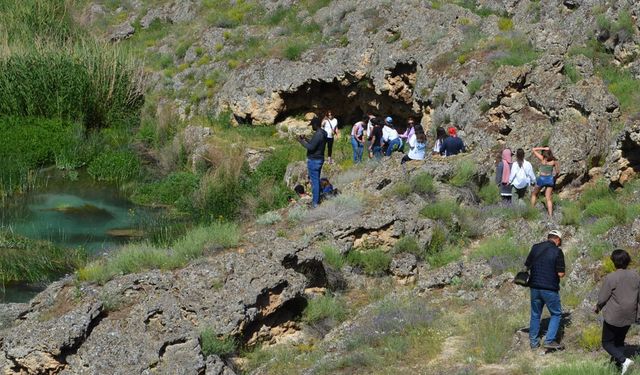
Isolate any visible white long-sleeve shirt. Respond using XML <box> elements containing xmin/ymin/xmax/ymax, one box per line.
<box><xmin>382</xmin><ymin>126</ymin><xmax>399</xmax><ymax>142</ymax></box>
<box><xmin>509</xmin><ymin>160</ymin><xmax>536</xmax><ymax>189</ymax></box>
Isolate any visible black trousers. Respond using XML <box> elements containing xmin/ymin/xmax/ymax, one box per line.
<box><xmin>514</xmin><ymin>187</ymin><xmax>527</xmax><ymax>199</ymax></box>
<box><xmin>327</xmin><ymin>138</ymin><xmax>334</xmax><ymax>158</ymax></box>
<box><xmin>602</xmin><ymin>320</ymin><xmax>630</xmax><ymax>366</ymax></box>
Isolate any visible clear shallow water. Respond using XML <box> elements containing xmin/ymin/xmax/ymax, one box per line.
<box><xmin>1</xmin><ymin>173</ymin><xmax>159</xmax><ymax>303</ymax></box>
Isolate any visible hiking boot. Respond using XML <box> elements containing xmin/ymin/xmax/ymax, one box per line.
<box><xmin>543</xmin><ymin>341</ymin><xmax>565</xmax><ymax>350</ymax></box>
<box><xmin>621</xmin><ymin>358</ymin><xmax>634</xmax><ymax>375</ymax></box>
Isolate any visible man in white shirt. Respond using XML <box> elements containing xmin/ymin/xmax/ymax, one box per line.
<box><xmin>381</xmin><ymin>116</ymin><xmax>401</xmax><ymax>156</ymax></box>
<box><xmin>322</xmin><ymin>110</ymin><xmax>339</xmax><ymax>164</ymax></box>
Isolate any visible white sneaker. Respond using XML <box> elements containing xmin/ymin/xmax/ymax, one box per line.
<box><xmin>622</xmin><ymin>358</ymin><xmax>634</xmax><ymax>375</ymax></box>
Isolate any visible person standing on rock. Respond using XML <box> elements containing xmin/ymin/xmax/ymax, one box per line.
<box><xmin>495</xmin><ymin>148</ymin><xmax>513</xmax><ymax>204</ymax></box>
<box><xmin>350</xmin><ymin>115</ymin><xmax>367</xmax><ymax>164</ymax></box>
<box><xmin>298</xmin><ymin>117</ymin><xmax>327</xmax><ymax>208</ymax></box>
<box><xmin>365</xmin><ymin>114</ymin><xmax>376</xmax><ymax>158</ymax></box>
<box><xmin>595</xmin><ymin>249</ymin><xmax>640</xmax><ymax>374</ymax></box>
<box><xmin>439</xmin><ymin>126</ymin><xmax>466</xmax><ymax>156</ymax></box>
<box><xmin>509</xmin><ymin>148</ymin><xmax>537</xmax><ymax>201</ymax></box>
<box><xmin>525</xmin><ymin>230</ymin><xmax>565</xmax><ymax>351</ymax></box>
<box><xmin>322</xmin><ymin>110</ymin><xmax>339</xmax><ymax>164</ymax></box>
<box><xmin>530</xmin><ymin>147</ymin><xmax>559</xmax><ymax>218</ymax></box>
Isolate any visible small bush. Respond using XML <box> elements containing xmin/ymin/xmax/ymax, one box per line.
<box><xmin>583</xmin><ymin>198</ymin><xmax>626</xmax><ymax>224</ymax></box>
<box><xmin>490</xmin><ymin>35</ymin><xmax>539</xmax><ymax>67</ymax></box>
<box><xmin>560</xmin><ymin>201</ymin><xmax>582</xmax><ymax>226</ymax></box>
<box><xmin>467</xmin><ymin>78</ymin><xmax>484</xmax><ymax>95</ymax></box>
<box><xmin>283</xmin><ymin>42</ymin><xmax>307</xmax><ymax>60</ymax></box>
<box><xmin>87</xmin><ymin>149</ymin><xmax>140</xmax><ymax>183</ymax></box>
<box><xmin>578</xmin><ymin>324</ymin><xmax>602</xmax><ymax>351</ymax></box>
<box><xmin>411</xmin><ymin>172</ymin><xmax>435</xmax><ymax>195</ymax></box>
<box><xmin>449</xmin><ymin>159</ymin><xmax>476</xmax><ymax>187</ymax></box>
<box><xmin>287</xmin><ymin>205</ymin><xmax>307</xmax><ymax>223</ymax></box>
<box><xmin>302</xmin><ymin>293</ymin><xmax>348</xmax><ymax>324</ymax></box>
<box><xmin>564</xmin><ymin>62</ymin><xmax>580</xmax><ymax>83</ymax></box>
<box><xmin>469</xmin><ymin>306</ymin><xmax>521</xmax><ymax>363</ymax></box>
<box><xmin>420</xmin><ymin>200</ymin><xmax>459</xmax><ymax>222</ymax></box>
<box><xmin>588</xmin><ymin>216</ymin><xmax>618</xmax><ymax>236</ymax></box>
<box><xmin>131</xmin><ymin>172</ymin><xmax>200</xmax><ymax>208</ymax></box>
<box><xmin>542</xmin><ymin>362</ymin><xmax>617</xmax><ymax>375</ymax></box>
<box><xmin>256</xmin><ymin>211</ymin><xmax>282</xmax><ymax>225</ymax></box>
<box><xmin>497</xmin><ymin>17</ymin><xmax>513</xmax><ymax>31</ymax></box>
<box><xmin>599</xmin><ymin>65</ymin><xmax>640</xmax><ymax>114</ymax></box>
<box><xmin>393</xmin><ymin>236</ymin><xmax>420</xmax><ymax>256</ymax></box>
<box><xmin>478</xmin><ymin>184</ymin><xmax>499</xmax><ymax>204</ymax></box>
<box><xmin>427</xmin><ymin>244</ymin><xmax>462</xmax><ymax>268</ymax></box>
<box><xmin>473</xmin><ymin>233</ymin><xmax>528</xmax><ymax>274</ymax></box>
<box><xmin>322</xmin><ymin>245</ymin><xmax>345</xmax><ymax>269</ymax></box>
<box><xmin>201</xmin><ymin>329</ymin><xmax>237</xmax><ymax>357</ymax></box>
<box><xmin>390</xmin><ymin>181</ymin><xmax>412</xmax><ymax>198</ymax></box>
<box><xmin>347</xmin><ymin>249</ymin><xmax>391</xmax><ymax>276</ymax></box>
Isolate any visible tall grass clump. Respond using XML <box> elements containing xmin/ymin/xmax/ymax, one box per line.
<box><xmin>420</xmin><ymin>200</ymin><xmax>459</xmax><ymax>222</ymax></box>
<box><xmin>78</xmin><ymin>222</ymin><xmax>239</xmax><ymax>284</ymax></box>
<box><xmin>411</xmin><ymin>172</ymin><xmax>435</xmax><ymax>195</ymax></box>
<box><xmin>473</xmin><ymin>233</ymin><xmax>528</xmax><ymax>274</ymax></box>
<box><xmin>346</xmin><ymin>249</ymin><xmax>391</xmax><ymax>276</ymax></box>
<box><xmin>256</xmin><ymin>211</ymin><xmax>282</xmax><ymax>225</ymax></box>
<box><xmin>449</xmin><ymin>158</ymin><xmax>476</xmax><ymax>187</ymax></box>
<box><xmin>302</xmin><ymin>293</ymin><xmax>348</xmax><ymax>324</ymax></box>
<box><xmin>0</xmin><ymin>231</ymin><xmax>87</xmax><ymax>286</ymax></box>
<box><xmin>201</xmin><ymin>329</ymin><xmax>238</xmax><ymax>357</ymax></box>
<box><xmin>541</xmin><ymin>361</ymin><xmax>618</xmax><ymax>375</ymax></box>
<box><xmin>322</xmin><ymin>245</ymin><xmax>346</xmax><ymax>269</ymax></box>
<box><xmin>490</xmin><ymin>35</ymin><xmax>539</xmax><ymax>67</ymax></box>
<box><xmin>468</xmin><ymin>306</ymin><xmax>523</xmax><ymax>363</ymax></box>
<box><xmin>478</xmin><ymin>183</ymin><xmax>499</xmax><ymax>204</ymax></box>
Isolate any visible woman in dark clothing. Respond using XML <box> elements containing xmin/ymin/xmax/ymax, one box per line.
<box><xmin>433</xmin><ymin>126</ymin><xmax>447</xmax><ymax>155</ymax></box>
<box><xmin>368</xmin><ymin>118</ymin><xmax>384</xmax><ymax>159</ymax></box>
<box><xmin>297</xmin><ymin>117</ymin><xmax>327</xmax><ymax>207</ymax></box>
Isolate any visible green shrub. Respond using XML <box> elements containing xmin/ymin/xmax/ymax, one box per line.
<box><xmin>497</xmin><ymin>17</ymin><xmax>513</xmax><ymax>31</ymax></box>
<box><xmin>302</xmin><ymin>293</ymin><xmax>348</xmax><ymax>323</ymax></box>
<box><xmin>322</xmin><ymin>246</ymin><xmax>346</xmax><ymax>269</ymax></box>
<box><xmin>287</xmin><ymin>205</ymin><xmax>308</xmax><ymax>223</ymax></box>
<box><xmin>578</xmin><ymin>324</ymin><xmax>602</xmax><ymax>351</ymax></box>
<box><xmin>131</xmin><ymin>172</ymin><xmax>200</xmax><ymax>208</ymax></box>
<box><xmin>589</xmin><ymin>216</ymin><xmax>618</xmax><ymax>236</ymax></box>
<box><xmin>427</xmin><ymin>244</ymin><xmax>462</xmax><ymax>268</ymax></box>
<box><xmin>560</xmin><ymin>201</ymin><xmax>582</xmax><ymax>226</ymax></box>
<box><xmin>599</xmin><ymin>65</ymin><xmax>640</xmax><ymax>114</ymax></box>
<box><xmin>87</xmin><ymin>150</ymin><xmax>140</xmax><ymax>183</ymax></box>
<box><xmin>542</xmin><ymin>362</ymin><xmax>617</xmax><ymax>375</ymax></box>
<box><xmin>256</xmin><ymin>211</ymin><xmax>282</xmax><ymax>225</ymax></box>
<box><xmin>583</xmin><ymin>198</ymin><xmax>626</xmax><ymax>223</ymax></box>
<box><xmin>473</xmin><ymin>233</ymin><xmax>528</xmax><ymax>261</ymax></box>
<box><xmin>420</xmin><ymin>200</ymin><xmax>459</xmax><ymax>222</ymax></box>
<box><xmin>393</xmin><ymin>236</ymin><xmax>420</xmax><ymax>256</ymax></box>
<box><xmin>469</xmin><ymin>306</ymin><xmax>521</xmax><ymax>363</ymax></box>
<box><xmin>478</xmin><ymin>184</ymin><xmax>499</xmax><ymax>204</ymax></box>
<box><xmin>390</xmin><ymin>181</ymin><xmax>412</xmax><ymax>198</ymax></box>
<box><xmin>411</xmin><ymin>172</ymin><xmax>435</xmax><ymax>195</ymax></box>
<box><xmin>347</xmin><ymin>249</ymin><xmax>391</xmax><ymax>276</ymax></box>
<box><xmin>201</xmin><ymin>329</ymin><xmax>237</xmax><ymax>357</ymax></box>
<box><xmin>283</xmin><ymin>42</ymin><xmax>307</xmax><ymax>60</ymax></box>
<box><xmin>0</xmin><ymin>231</ymin><xmax>87</xmax><ymax>285</ymax></box>
<box><xmin>564</xmin><ymin>62</ymin><xmax>580</xmax><ymax>83</ymax></box>
<box><xmin>449</xmin><ymin>159</ymin><xmax>476</xmax><ymax>187</ymax></box>
<box><xmin>467</xmin><ymin>78</ymin><xmax>484</xmax><ymax>95</ymax></box>
<box><xmin>490</xmin><ymin>35</ymin><xmax>539</xmax><ymax>67</ymax></box>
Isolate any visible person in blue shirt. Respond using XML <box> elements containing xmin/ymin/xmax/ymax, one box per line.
<box><xmin>439</xmin><ymin>126</ymin><xmax>466</xmax><ymax>156</ymax></box>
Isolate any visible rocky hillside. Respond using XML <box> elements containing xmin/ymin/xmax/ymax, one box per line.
<box><xmin>5</xmin><ymin>0</ymin><xmax>640</xmax><ymax>374</ymax></box>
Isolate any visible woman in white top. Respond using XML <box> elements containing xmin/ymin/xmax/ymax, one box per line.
<box><xmin>401</xmin><ymin>127</ymin><xmax>427</xmax><ymax>164</ymax></box>
<box><xmin>508</xmin><ymin>148</ymin><xmax>537</xmax><ymax>200</ymax></box>
<box><xmin>322</xmin><ymin>110</ymin><xmax>339</xmax><ymax>164</ymax></box>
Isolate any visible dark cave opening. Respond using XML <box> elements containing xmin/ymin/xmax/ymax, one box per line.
<box><xmin>273</xmin><ymin>67</ymin><xmax>421</xmax><ymax>132</ymax></box>
<box><xmin>621</xmin><ymin>134</ymin><xmax>640</xmax><ymax>172</ymax></box>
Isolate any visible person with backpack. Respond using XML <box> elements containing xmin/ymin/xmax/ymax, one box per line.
<box><xmin>509</xmin><ymin>148</ymin><xmax>536</xmax><ymax>201</ymax></box>
<box><xmin>297</xmin><ymin>117</ymin><xmax>327</xmax><ymax>208</ymax></box>
<box><xmin>525</xmin><ymin>230</ymin><xmax>565</xmax><ymax>351</ymax></box>
<box><xmin>322</xmin><ymin>110</ymin><xmax>339</xmax><ymax>164</ymax></box>
<box><xmin>495</xmin><ymin>148</ymin><xmax>513</xmax><ymax>203</ymax></box>
<box><xmin>350</xmin><ymin>115</ymin><xmax>367</xmax><ymax>163</ymax></box>
<box><xmin>595</xmin><ymin>249</ymin><xmax>640</xmax><ymax>374</ymax></box>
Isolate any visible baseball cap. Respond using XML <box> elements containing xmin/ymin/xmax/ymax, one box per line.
<box><xmin>548</xmin><ymin>230</ymin><xmax>562</xmax><ymax>239</ymax></box>
<box><xmin>448</xmin><ymin>126</ymin><xmax>457</xmax><ymax>136</ymax></box>
<box><xmin>385</xmin><ymin>116</ymin><xmax>393</xmax><ymax>124</ymax></box>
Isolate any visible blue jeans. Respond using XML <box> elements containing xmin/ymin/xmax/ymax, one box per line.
<box><xmin>372</xmin><ymin>145</ymin><xmax>382</xmax><ymax>159</ymax></box>
<box><xmin>307</xmin><ymin>158</ymin><xmax>324</xmax><ymax>207</ymax></box>
<box><xmin>529</xmin><ymin>288</ymin><xmax>562</xmax><ymax>347</ymax></box>
<box><xmin>351</xmin><ymin>136</ymin><xmax>364</xmax><ymax>163</ymax></box>
<box><xmin>385</xmin><ymin>138</ymin><xmax>401</xmax><ymax>156</ymax></box>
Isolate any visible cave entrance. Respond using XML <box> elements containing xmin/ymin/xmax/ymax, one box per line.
<box><xmin>274</xmin><ymin>64</ymin><xmax>420</xmax><ymax>132</ymax></box>
<box><xmin>621</xmin><ymin>133</ymin><xmax>640</xmax><ymax>172</ymax></box>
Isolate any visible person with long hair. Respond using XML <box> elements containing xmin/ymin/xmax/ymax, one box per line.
<box><xmin>531</xmin><ymin>147</ymin><xmax>560</xmax><ymax>217</ymax></box>
<box><xmin>495</xmin><ymin>148</ymin><xmax>513</xmax><ymax>203</ymax></box>
<box><xmin>368</xmin><ymin>117</ymin><xmax>384</xmax><ymax>159</ymax></box>
<box><xmin>399</xmin><ymin>117</ymin><xmax>416</xmax><ymax>153</ymax></box>
<box><xmin>433</xmin><ymin>126</ymin><xmax>447</xmax><ymax>155</ymax></box>
<box><xmin>509</xmin><ymin>148</ymin><xmax>536</xmax><ymax>201</ymax></box>
<box><xmin>321</xmin><ymin>110</ymin><xmax>339</xmax><ymax>164</ymax></box>
<box><xmin>401</xmin><ymin>126</ymin><xmax>427</xmax><ymax>164</ymax></box>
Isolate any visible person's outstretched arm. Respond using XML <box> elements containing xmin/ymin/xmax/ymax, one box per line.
<box><xmin>532</xmin><ymin>147</ymin><xmax>547</xmax><ymax>161</ymax></box>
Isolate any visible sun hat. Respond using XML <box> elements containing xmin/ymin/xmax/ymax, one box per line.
<box><xmin>548</xmin><ymin>230</ymin><xmax>562</xmax><ymax>239</ymax></box>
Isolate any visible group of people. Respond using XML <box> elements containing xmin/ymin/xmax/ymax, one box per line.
<box><xmin>495</xmin><ymin>146</ymin><xmax>559</xmax><ymax>217</ymax></box>
<box><xmin>526</xmin><ymin>231</ymin><xmax>638</xmax><ymax>374</ymax></box>
<box><xmin>298</xmin><ymin>110</ymin><xmax>468</xmax><ymax>207</ymax></box>
<box><xmin>349</xmin><ymin>114</ymin><xmax>467</xmax><ymax>164</ymax></box>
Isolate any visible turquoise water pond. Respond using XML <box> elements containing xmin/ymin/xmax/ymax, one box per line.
<box><xmin>1</xmin><ymin>173</ymin><xmax>160</xmax><ymax>303</ymax></box>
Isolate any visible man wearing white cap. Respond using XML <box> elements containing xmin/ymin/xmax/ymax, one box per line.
<box><xmin>525</xmin><ymin>230</ymin><xmax>566</xmax><ymax>350</ymax></box>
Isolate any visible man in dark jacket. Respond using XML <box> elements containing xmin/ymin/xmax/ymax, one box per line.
<box><xmin>298</xmin><ymin>117</ymin><xmax>327</xmax><ymax>208</ymax></box>
<box><xmin>525</xmin><ymin>230</ymin><xmax>565</xmax><ymax>350</ymax></box>
<box><xmin>439</xmin><ymin>126</ymin><xmax>466</xmax><ymax>156</ymax></box>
